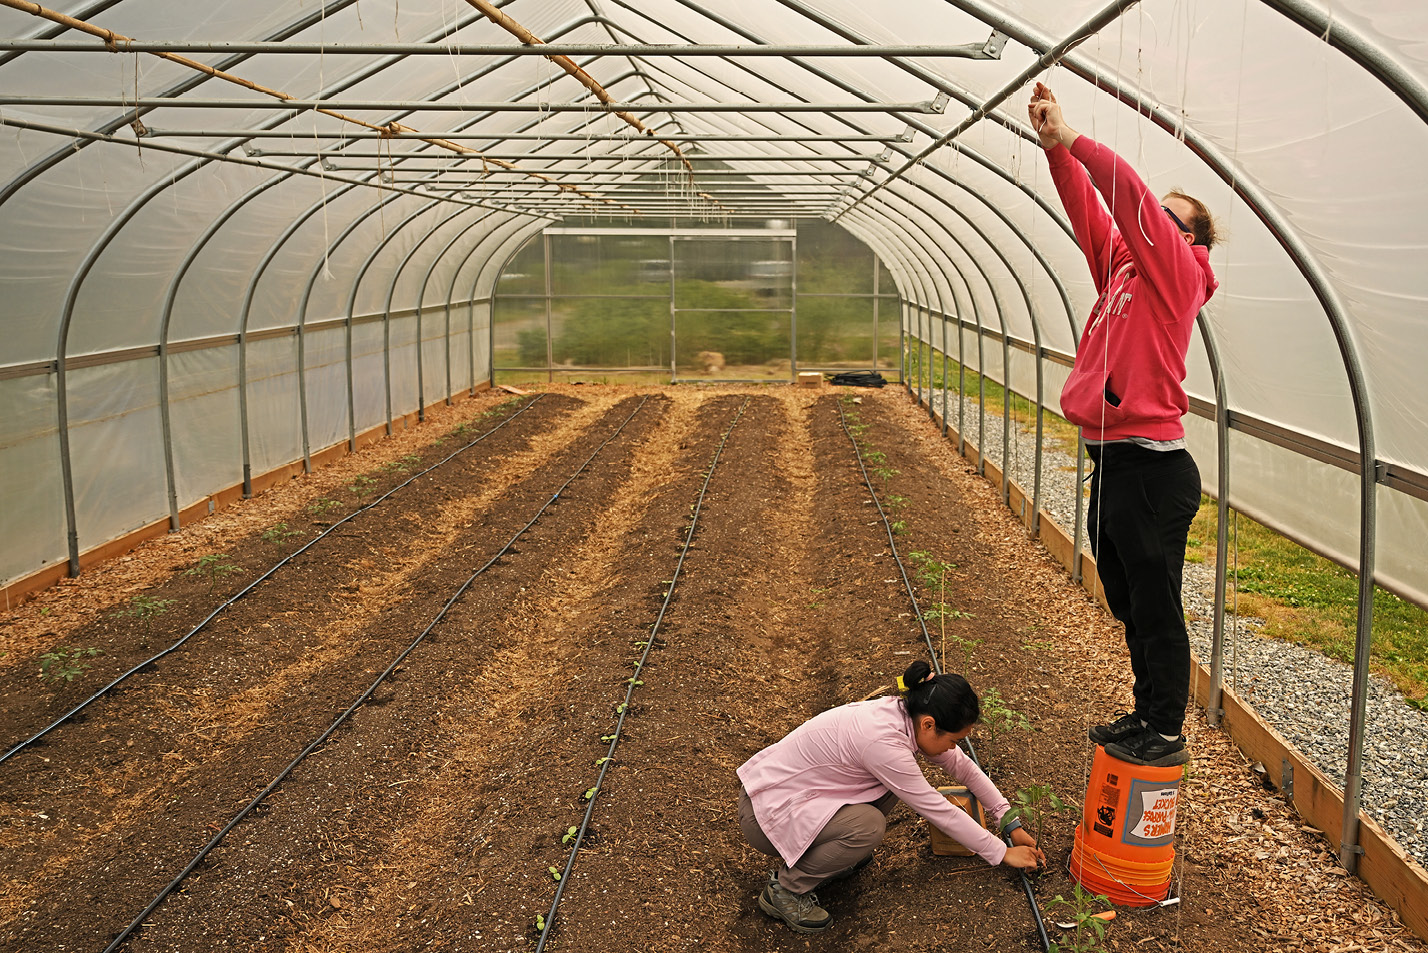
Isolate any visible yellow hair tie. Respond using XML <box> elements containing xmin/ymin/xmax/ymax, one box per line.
<box><xmin>895</xmin><ymin>675</ymin><xmax>908</xmax><ymax>693</ymax></box>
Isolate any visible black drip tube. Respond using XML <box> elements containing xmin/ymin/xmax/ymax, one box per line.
<box><xmin>535</xmin><ymin>397</ymin><xmax>750</xmax><ymax>953</ymax></box>
<box><xmin>0</xmin><ymin>396</ymin><xmax>545</xmax><ymax>768</ymax></box>
<box><xmin>104</xmin><ymin>395</ymin><xmax>648</xmax><ymax>952</ymax></box>
<box><xmin>836</xmin><ymin>397</ymin><xmax>1052</xmax><ymax>953</ymax></box>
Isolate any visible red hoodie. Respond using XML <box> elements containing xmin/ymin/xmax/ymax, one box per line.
<box><xmin>1049</xmin><ymin>136</ymin><xmax>1218</xmax><ymax>442</ymax></box>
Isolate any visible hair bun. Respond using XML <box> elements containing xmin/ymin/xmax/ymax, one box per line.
<box><xmin>901</xmin><ymin>660</ymin><xmax>933</xmax><ymax>689</ymax></box>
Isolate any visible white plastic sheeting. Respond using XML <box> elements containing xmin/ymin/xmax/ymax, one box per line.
<box><xmin>0</xmin><ymin>0</ymin><xmax>1423</xmax><ymax>624</ymax></box>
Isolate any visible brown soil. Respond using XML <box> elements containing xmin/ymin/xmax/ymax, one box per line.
<box><xmin>0</xmin><ymin>385</ymin><xmax>1418</xmax><ymax>953</ymax></box>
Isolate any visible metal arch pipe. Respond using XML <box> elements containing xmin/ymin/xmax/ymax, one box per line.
<box><xmin>1197</xmin><ymin>313</ymin><xmax>1233</xmax><ymax>728</ymax></box>
<box><xmin>334</xmin><ymin>197</ymin><xmax>441</xmax><ymax>449</ymax></box>
<box><xmin>473</xmin><ymin>222</ymin><xmax>554</xmax><ymax>387</ymax></box>
<box><xmin>954</xmin><ymin>0</ymin><xmax>1379</xmax><ymax>870</ymax></box>
<box><xmin>437</xmin><ymin>214</ymin><xmax>534</xmax><ymax>395</ymax></box>
<box><xmin>232</xmin><ymin>177</ymin><xmax>368</xmax><ymax>484</ymax></box>
<box><xmin>409</xmin><ymin>209</ymin><xmax>505</xmax><ymax>414</ymax></box>
<box><xmin>1258</xmin><ymin>0</ymin><xmax>1428</xmax><ymax>126</ymax></box>
<box><xmin>842</xmin><ymin>206</ymin><xmax>963</xmax><ymax>407</ymax></box>
<box><xmin>156</xmin><ymin>171</ymin><xmax>294</xmax><ymax>531</ymax></box>
<box><xmin>0</xmin><ymin>0</ymin><xmax>369</xmax><ymax>212</ymax></box>
<box><xmin>289</xmin><ymin>191</ymin><xmax>408</xmax><ymax>464</ymax></box>
<box><xmin>855</xmin><ymin>192</ymin><xmax>1011</xmax><ymax>488</ymax></box>
<box><xmin>623</xmin><ymin>0</ymin><xmax>1081</xmax><ymax>356</ymax></box>
<box><xmin>379</xmin><ymin>203</ymin><xmax>473</xmax><ymax>427</ymax></box>
<box><xmin>840</xmin><ymin>207</ymin><xmax>972</xmax><ymax>410</ymax></box>
<box><xmin>834</xmin><ymin>0</ymin><xmax>1142</xmax><ymax>221</ymax></box>
<box><xmin>877</xmin><ymin>176</ymin><xmax>1050</xmax><ymax>533</ymax></box>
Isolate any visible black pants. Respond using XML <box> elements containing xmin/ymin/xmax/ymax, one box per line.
<box><xmin>1085</xmin><ymin>443</ymin><xmax>1201</xmax><ymax>736</ymax></box>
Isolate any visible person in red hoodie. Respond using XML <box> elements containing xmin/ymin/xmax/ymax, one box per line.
<box><xmin>1029</xmin><ymin>82</ymin><xmax>1219</xmax><ymax>767</ymax></box>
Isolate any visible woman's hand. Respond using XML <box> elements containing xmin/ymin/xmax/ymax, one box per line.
<box><xmin>1002</xmin><ymin>843</ymin><xmax>1046</xmax><ymax>870</ymax></box>
<box><xmin>1028</xmin><ymin>81</ymin><xmax>1078</xmax><ymax>150</ymax></box>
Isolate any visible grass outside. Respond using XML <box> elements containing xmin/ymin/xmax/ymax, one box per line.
<box><xmin>1187</xmin><ymin>498</ymin><xmax>1428</xmax><ymax>709</ymax></box>
<box><xmin>908</xmin><ymin>349</ymin><xmax>1082</xmax><ymax>457</ymax></box>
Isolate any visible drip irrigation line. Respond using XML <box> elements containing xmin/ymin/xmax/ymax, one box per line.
<box><xmin>835</xmin><ymin>396</ymin><xmax>1052</xmax><ymax>954</ymax></box>
<box><xmin>105</xmin><ymin>395</ymin><xmax>651</xmax><ymax>953</ymax></box>
<box><xmin>536</xmin><ymin>397</ymin><xmax>751</xmax><ymax>953</ymax></box>
<box><xmin>1</xmin><ymin>395</ymin><xmax>546</xmax><ymax>769</ymax></box>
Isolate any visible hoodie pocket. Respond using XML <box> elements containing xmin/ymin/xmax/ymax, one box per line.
<box><xmin>1060</xmin><ymin>365</ymin><xmax>1132</xmax><ymax>430</ymax></box>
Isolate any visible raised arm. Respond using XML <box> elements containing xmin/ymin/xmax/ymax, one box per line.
<box><xmin>1030</xmin><ymin>82</ymin><xmax>1201</xmax><ymax>314</ymax></box>
<box><xmin>1030</xmin><ymin>82</ymin><xmax>1116</xmax><ymax>288</ymax></box>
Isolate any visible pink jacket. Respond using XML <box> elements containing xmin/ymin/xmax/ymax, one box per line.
<box><xmin>1049</xmin><ymin>136</ymin><xmax>1219</xmax><ymax>442</ymax></box>
<box><xmin>737</xmin><ymin>696</ymin><xmax>1011</xmax><ymax>866</ymax></box>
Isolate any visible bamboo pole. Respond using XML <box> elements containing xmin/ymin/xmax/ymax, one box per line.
<box><xmin>461</xmin><ymin>0</ymin><xmax>693</xmax><ymax>174</ymax></box>
<box><xmin>0</xmin><ymin>0</ymin><xmax>638</xmax><ymax>211</ymax></box>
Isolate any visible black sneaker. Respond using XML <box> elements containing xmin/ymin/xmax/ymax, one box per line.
<box><xmin>1089</xmin><ymin>711</ymin><xmax>1146</xmax><ymax>746</ymax></box>
<box><xmin>1105</xmin><ymin>726</ymin><xmax>1190</xmax><ymax>767</ymax></box>
<box><xmin>758</xmin><ymin>874</ymin><xmax>832</xmax><ymax>933</ymax></box>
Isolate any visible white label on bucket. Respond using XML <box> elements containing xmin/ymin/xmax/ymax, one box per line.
<box><xmin>1123</xmin><ymin>779</ymin><xmax>1179</xmax><ymax>847</ymax></box>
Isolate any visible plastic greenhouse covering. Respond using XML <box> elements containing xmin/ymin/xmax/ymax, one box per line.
<box><xmin>1</xmin><ymin>0</ymin><xmax>1427</xmax><ymax>878</ymax></box>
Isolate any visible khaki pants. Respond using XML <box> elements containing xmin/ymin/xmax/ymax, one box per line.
<box><xmin>738</xmin><ymin>785</ymin><xmax>897</xmax><ymax>893</ymax></box>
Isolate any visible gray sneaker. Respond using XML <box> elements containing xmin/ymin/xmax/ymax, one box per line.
<box><xmin>758</xmin><ymin>873</ymin><xmax>832</xmax><ymax>933</ymax></box>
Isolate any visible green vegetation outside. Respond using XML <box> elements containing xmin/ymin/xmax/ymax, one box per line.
<box><xmin>1187</xmin><ymin>499</ymin><xmax>1428</xmax><ymax>709</ymax></box>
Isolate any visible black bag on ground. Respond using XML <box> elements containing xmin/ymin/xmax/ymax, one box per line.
<box><xmin>828</xmin><ymin>370</ymin><xmax>887</xmax><ymax>388</ymax></box>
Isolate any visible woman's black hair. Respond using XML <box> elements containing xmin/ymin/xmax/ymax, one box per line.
<box><xmin>899</xmin><ymin>660</ymin><xmax>980</xmax><ymax>734</ymax></box>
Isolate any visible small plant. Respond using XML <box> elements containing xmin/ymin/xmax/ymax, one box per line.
<box><xmin>864</xmin><ymin>449</ymin><xmax>887</xmax><ymax>465</ymax></box>
<box><xmin>534</xmin><ymin>914</ymin><xmax>546</xmax><ymax>932</ymax></box>
<box><xmin>186</xmin><ymin>553</ymin><xmax>240</xmax><ymax>591</ymax></box>
<box><xmin>871</xmin><ymin>465</ymin><xmax>900</xmax><ymax>485</ymax></box>
<box><xmin>1004</xmin><ymin>783</ymin><xmax>1069</xmax><ymax>847</ymax></box>
<box><xmin>383</xmin><ymin>454</ymin><xmax>421</xmax><ymax>473</ymax></box>
<box><xmin>548</xmin><ymin>866</ymin><xmax>562</xmax><ymax>881</ymax></box>
<box><xmin>980</xmin><ymin>687</ymin><xmax>1031</xmax><ymax>743</ymax></box>
<box><xmin>1047</xmin><ymin>884</ymin><xmax>1113</xmax><ymax>952</ymax></box>
<box><xmin>890</xmin><ymin>519</ymin><xmax>907</xmax><ymax>534</ymax></box>
<box><xmin>561</xmin><ymin>826</ymin><xmax>578</xmax><ymax>845</ymax></box>
<box><xmin>307</xmin><ymin>497</ymin><xmax>340</xmax><ymax>516</ymax></box>
<box><xmin>884</xmin><ymin>494</ymin><xmax>908</xmax><ymax>511</ymax></box>
<box><xmin>38</xmin><ymin>646</ymin><xmax>103</xmax><ymax>683</ymax></box>
<box><xmin>110</xmin><ymin>594</ymin><xmax>175</xmax><ymax>633</ymax></box>
<box><xmin>582</xmin><ymin>788</ymin><xmax>596</xmax><ymax>801</ymax></box>
<box><xmin>261</xmin><ymin>522</ymin><xmax>300</xmax><ymax>543</ymax></box>
<box><xmin>347</xmin><ymin>473</ymin><xmax>377</xmax><ymax>495</ymax></box>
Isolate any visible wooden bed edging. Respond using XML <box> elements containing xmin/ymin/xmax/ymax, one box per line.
<box><xmin>1</xmin><ymin>385</ymin><xmax>490</xmax><ymax>610</ymax></box>
<box><xmin>921</xmin><ymin>397</ymin><xmax>1428</xmax><ymax>942</ymax></box>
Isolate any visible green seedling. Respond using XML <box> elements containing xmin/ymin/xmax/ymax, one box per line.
<box><xmin>307</xmin><ymin>497</ymin><xmax>340</xmax><ymax>516</ymax></box>
<box><xmin>1047</xmin><ymin>884</ymin><xmax>1113</xmax><ymax>953</ymax></box>
<box><xmin>582</xmin><ymin>788</ymin><xmax>596</xmax><ymax>801</ymax></box>
<box><xmin>595</xmin><ymin>757</ymin><xmax>611</xmax><ymax>766</ymax></box>
<box><xmin>980</xmin><ymin>687</ymin><xmax>1031</xmax><ymax>744</ymax></box>
<box><xmin>626</xmin><ymin>677</ymin><xmax>643</xmax><ymax>687</ymax></box>
<box><xmin>561</xmin><ymin>826</ymin><xmax>578</xmax><ymax>845</ymax></box>
<box><xmin>1004</xmin><ymin>783</ymin><xmax>1069</xmax><ymax>847</ymax></box>
<box><xmin>548</xmin><ymin>867</ymin><xmax>562</xmax><ymax>882</ymax></box>
<box><xmin>261</xmin><ymin>522</ymin><xmax>300</xmax><ymax>543</ymax></box>
<box><xmin>615</xmin><ymin>703</ymin><xmax>627</xmax><ymax>714</ymax></box>
<box><xmin>347</xmin><ymin>473</ymin><xmax>377</xmax><ymax>495</ymax></box>
<box><xmin>535</xmin><ymin>914</ymin><xmax>546</xmax><ymax>932</ymax></box>
<box><xmin>884</xmin><ymin>494</ymin><xmax>908</xmax><ymax>511</ymax></box>
<box><xmin>110</xmin><ymin>594</ymin><xmax>175</xmax><ymax>634</ymax></box>
<box><xmin>864</xmin><ymin>449</ymin><xmax>887</xmax><ymax>465</ymax></box>
<box><xmin>890</xmin><ymin>520</ymin><xmax>907</xmax><ymax>534</ymax></box>
<box><xmin>600</xmin><ymin>734</ymin><xmax>616</xmax><ymax>743</ymax></box>
<box><xmin>871</xmin><ymin>466</ymin><xmax>900</xmax><ymax>484</ymax></box>
<box><xmin>186</xmin><ymin>553</ymin><xmax>240</xmax><ymax>591</ymax></box>
<box><xmin>38</xmin><ymin>646</ymin><xmax>103</xmax><ymax>684</ymax></box>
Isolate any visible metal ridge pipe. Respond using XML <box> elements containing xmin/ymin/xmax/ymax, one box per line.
<box><xmin>0</xmin><ymin>40</ymin><xmax>1011</xmax><ymax>56</ymax></box>
<box><xmin>0</xmin><ymin>95</ymin><xmax>947</xmax><ymax>113</ymax></box>
<box><xmin>833</xmin><ymin>0</ymin><xmax>1141</xmax><ymax>220</ymax></box>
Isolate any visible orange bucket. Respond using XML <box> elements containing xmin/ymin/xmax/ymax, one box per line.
<box><xmin>1068</xmin><ymin>745</ymin><xmax>1182</xmax><ymax>906</ymax></box>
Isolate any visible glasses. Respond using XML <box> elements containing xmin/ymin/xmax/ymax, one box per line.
<box><xmin>1161</xmin><ymin>205</ymin><xmax>1193</xmax><ymax>236</ymax></box>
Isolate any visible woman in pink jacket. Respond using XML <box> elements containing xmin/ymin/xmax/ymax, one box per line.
<box><xmin>1029</xmin><ymin>82</ymin><xmax>1219</xmax><ymax>768</ymax></box>
<box><xmin>737</xmin><ymin>661</ymin><xmax>1043</xmax><ymax>933</ymax></box>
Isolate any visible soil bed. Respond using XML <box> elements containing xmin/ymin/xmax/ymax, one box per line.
<box><xmin>0</xmin><ymin>385</ymin><xmax>1418</xmax><ymax>953</ymax></box>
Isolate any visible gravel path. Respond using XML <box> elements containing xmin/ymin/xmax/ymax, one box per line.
<box><xmin>916</xmin><ymin>384</ymin><xmax>1428</xmax><ymax>866</ymax></box>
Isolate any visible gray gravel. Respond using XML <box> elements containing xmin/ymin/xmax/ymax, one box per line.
<box><xmin>916</xmin><ymin>385</ymin><xmax>1428</xmax><ymax>866</ymax></box>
